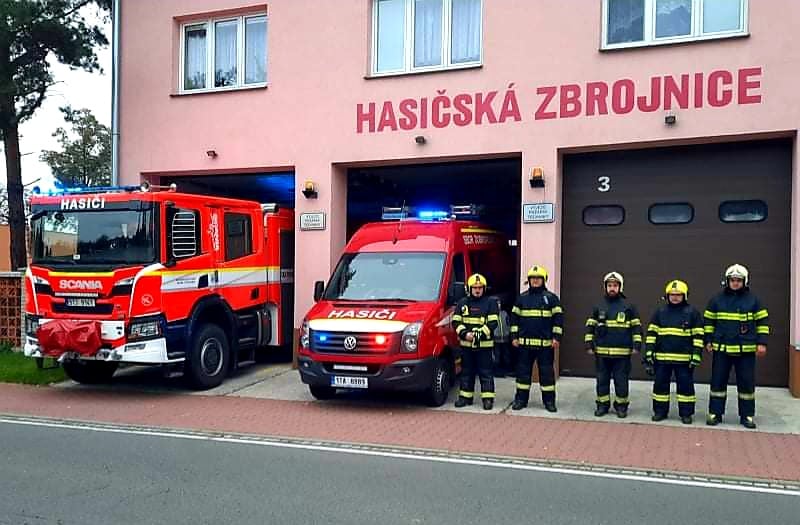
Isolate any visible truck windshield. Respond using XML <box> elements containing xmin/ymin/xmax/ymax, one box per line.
<box><xmin>30</xmin><ymin>206</ymin><xmax>157</xmax><ymax>267</ymax></box>
<box><xmin>324</xmin><ymin>252</ymin><xmax>446</xmax><ymax>302</ymax></box>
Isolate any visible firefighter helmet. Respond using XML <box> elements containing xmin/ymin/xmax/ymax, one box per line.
<box><xmin>724</xmin><ymin>264</ymin><xmax>749</xmax><ymax>287</ymax></box>
<box><xmin>665</xmin><ymin>279</ymin><xmax>689</xmax><ymax>298</ymax></box>
<box><xmin>466</xmin><ymin>273</ymin><xmax>487</xmax><ymax>290</ymax></box>
<box><xmin>527</xmin><ymin>265</ymin><xmax>548</xmax><ymax>282</ymax></box>
<box><xmin>603</xmin><ymin>271</ymin><xmax>624</xmax><ymax>293</ymax></box>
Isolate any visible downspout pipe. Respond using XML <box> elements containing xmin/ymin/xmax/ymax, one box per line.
<box><xmin>111</xmin><ymin>0</ymin><xmax>121</xmax><ymax>185</ymax></box>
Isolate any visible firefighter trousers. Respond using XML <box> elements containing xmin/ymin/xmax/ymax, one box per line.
<box><xmin>709</xmin><ymin>351</ymin><xmax>756</xmax><ymax>418</ymax></box>
<box><xmin>652</xmin><ymin>362</ymin><xmax>696</xmax><ymax>417</ymax></box>
<box><xmin>514</xmin><ymin>345</ymin><xmax>555</xmax><ymax>404</ymax></box>
<box><xmin>596</xmin><ymin>356</ymin><xmax>630</xmax><ymax>408</ymax></box>
<box><xmin>459</xmin><ymin>348</ymin><xmax>495</xmax><ymax>400</ymax></box>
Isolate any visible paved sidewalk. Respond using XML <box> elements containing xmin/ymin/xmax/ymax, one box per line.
<box><xmin>3</xmin><ymin>381</ymin><xmax>800</xmax><ymax>483</ymax></box>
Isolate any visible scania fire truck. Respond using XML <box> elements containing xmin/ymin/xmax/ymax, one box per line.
<box><xmin>23</xmin><ymin>184</ymin><xmax>294</xmax><ymax>389</ymax></box>
<box><xmin>298</xmin><ymin>206</ymin><xmax>514</xmax><ymax>406</ymax></box>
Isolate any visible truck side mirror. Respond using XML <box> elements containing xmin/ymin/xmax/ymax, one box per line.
<box><xmin>448</xmin><ymin>282</ymin><xmax>465</xmax><ymax>305</ymax></box>
<box><xmin>313</xmin><ymin>281</ymin><xmax>325</xmax><ymax>302</ymax></box>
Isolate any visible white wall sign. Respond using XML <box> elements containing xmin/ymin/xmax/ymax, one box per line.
<box><xmin>522</xmin><ymin>203</ymin><xmax>555</xmax><ymax>223</ymax></box>
<box><xmin>300</xmin><ymin>212</ymin><xmax>326</xmax><ymax>231</ymax></box>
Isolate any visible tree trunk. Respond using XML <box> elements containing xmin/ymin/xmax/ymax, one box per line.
<box><xmin>2</xmin><ymin>123</ymin><xmax>28</xmax><ymax>270</ymax></box>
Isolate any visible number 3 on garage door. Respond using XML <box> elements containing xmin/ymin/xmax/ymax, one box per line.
<box><xmin>597</xmin><ymin>176</ymin><xmax>611</xmax><ymax>193</ymax></box>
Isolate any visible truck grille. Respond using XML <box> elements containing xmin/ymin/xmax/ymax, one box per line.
<box><xmin>310</xmin><ymin>330</ymin><xmax>399</xmax><ymax>355</ymax></box>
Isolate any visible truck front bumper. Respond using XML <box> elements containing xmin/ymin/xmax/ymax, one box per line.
<box><xmin>297</xmin><ymin>355</ymin><xmax>438</xmax><ymax>392</ymax></box>
<box><xmin>24</xmin><ymin>336</ymin><xmax>180</xmax><ymax>365</ymax></box>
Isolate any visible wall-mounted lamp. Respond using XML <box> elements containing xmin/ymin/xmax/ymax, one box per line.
<box><xmin>664</xmin><ymin>112</ymin><xmax>677</xmax><ymax>126</ymax></box>
<box><xmin>529</xmin><ymin>166</ymin><xmax>545</xmax><ymax>188</ymax></box>
<box><xmin>414</xmin><ymin>135</ymin><xmax>426</xmax><ymax>145</ymax></box>
<box><xmin>206</xmin><ymin>150</ymin><xmax>218</xmax><ymax>158</ymax></box>
<box><xmin>302</xmin><ymin>180</ymin><xmax>318</xmax><ymax>199</ymax></box>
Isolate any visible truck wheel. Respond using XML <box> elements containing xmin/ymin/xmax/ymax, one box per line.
<box><xmin>185</xmin><ymin>324</ymin><xmax>230</xmax><ymax>390</ymax></box>
<box><xmin>425</xmin><ymin>358</ymin><xmax>451</xmax><ymax>407</ymax></box>
<box><xmin>309</xmin><ymin>385</ymin><xmax>336</xmax><ymax>400</ymax></box>
<box><xmin>62</xmin><ymin>360</ymin><xmax>118</xmax><ymax>384</ymax></box>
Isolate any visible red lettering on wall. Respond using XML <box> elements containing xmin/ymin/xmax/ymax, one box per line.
<box><xmin>708</xmin><ymin>70</ymin><xmax>734</xmax><ymax>107</ymax></box>
<box><xmin>356</xmin><ymin>103</ymin><xmax>376</xmax><ymax>134</ymax></box>
<box><xmin>585</xmin><ymin>82</ymin><xmax>609</xmax><ymax>116</ymax></box>
<box><xmin>738</xmin><ymin>67</ymin><xmax>762</xmax><ymax>104</ymax></box>
<box><xmin>559</xmin><ymin>84</ymin><xmax>582</xmax><ymax>118</ymax></box>
<box><xmin>535</xmin><ymin>86</ymin><xmax>557</xmax><ymax>120</ymax></box>
<box><xmin>664</xmin><ymin>74</ymin><xmax>690</xmax><ymax>110</ymax></box>
<box><xmin>611</xmin><ymin>79</ymin><xmax>635</xmax><ymax>114</ymax></box>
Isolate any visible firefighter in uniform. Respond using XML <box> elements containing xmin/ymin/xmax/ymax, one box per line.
<box><xmin>585</xmin><ymin>272</ymin><xmax>642</xmax><ymax>418</ymax></box>
<box><xmin>704</xmin><ymin>264</ymin><xmax>769</xmax><ymax>429</ymax></box>
<box><xmin>510</xmin><ymin>265</ymin><xmax>563</xmax><ymax>412</ymax></box>
<box><xmin>452</xmin><ymin>274</ymin><xmax>500</xmax><ymax>410</ymax></box>
<box><xmin>645</xmin><ymin>280</ymin><xmax>704</xmax><ymax>424</ymax></box>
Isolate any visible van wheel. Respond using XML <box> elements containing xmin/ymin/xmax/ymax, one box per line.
<box><xmin>62</xmin><ymin>360</ymin><xmax>118</xmax><ymax>384</ymax></box>
<box><xmin>185</xmin><ymin>324</ymin><xmax>229</xmax><ymax>390</ymax></box>
<box><xmin>309</xmin><ymin>385</ymin><xmax>336</xmax><ymax>400</ymax></box>
<box><xmin>425</xmin><ymin>358</ymin><xmax>451</xmax><ymax>407</ymax></box>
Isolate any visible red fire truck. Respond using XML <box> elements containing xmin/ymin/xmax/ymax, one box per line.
<box><xmin>23</xmin><ymin>184</ymin><xmax>294</xmax><ymax>389</ymax></box>
<box><xmin>298</xmin><ymin>206</ymin><xmax>514</xmax><ymax>406</ymax></box>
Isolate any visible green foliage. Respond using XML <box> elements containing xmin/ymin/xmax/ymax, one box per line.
<box><xmin>40</xmin><ymin>106</ymin><xmax>111</xmax><ymax>187</ymax></box>
<box><xmin>0</xmin><ymin>346</ymin><xmax>66</xmax><ymax>385</ymax></box>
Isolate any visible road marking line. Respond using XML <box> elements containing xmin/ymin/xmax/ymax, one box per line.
<box><xmin>2</xmin><ymin>416</ymin><xmax>798</xmax><ymax>497</ymax></box>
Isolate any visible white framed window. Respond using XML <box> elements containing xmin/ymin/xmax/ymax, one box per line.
<box><xmin>371</xmin><ymin>0</ymin><xmax>482</xmax><ymax>76</ymax></box>
<box><xmin>601</xmin><ymin>0</ymin><xmax>748</xmax><ymax>50</ymax></box>
<box><xmin>180</xmin><ymin>14</ymin><xmax>267</xmax><ymax>93</ymax></box>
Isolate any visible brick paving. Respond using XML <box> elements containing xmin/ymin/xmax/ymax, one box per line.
<box><xmin>2</xmin><ymin>383</ymin><xmax>799</xmax><ymax>482</ymax></box>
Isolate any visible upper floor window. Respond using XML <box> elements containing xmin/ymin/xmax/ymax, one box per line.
<box><xmin>181</xmin><ymin>14</ymin><xmax>267</xmax><ymax>93</ymax></box>
<box><xmin>372</xmin><ymin>0</ymin><xmax>482</xmax><ymax>76</ymax></box>
<box><xmin>602</xmin><ymin>0</ymin><xmax>747</xmax><ymax>50</ymax></box>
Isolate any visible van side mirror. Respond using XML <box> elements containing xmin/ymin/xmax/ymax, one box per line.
<box><xmin>448</xmin><ymin>282</ymin><xmax>466</xmax><ymax>305</ymax></box>
<box><xmin>313</xmin><ymin>281</ymin><xmax>325</xmax><ymax>302</ymax></box>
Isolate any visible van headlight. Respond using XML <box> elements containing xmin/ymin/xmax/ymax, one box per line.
<box><xmin>300</xmin><ymin>319</ymin><xmax>310</xmax><ymax>348</ymax></box>
<box><xmin>401</xmin><ymin>322</ymin><xmax>422</xmax><ymax>353</ymax></box>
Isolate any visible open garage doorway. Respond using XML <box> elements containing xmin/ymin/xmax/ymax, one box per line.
<box><xmin>157</xmin><ymin>172</ymin><xmax>295</xmax><ymax>209</ymax></box>
<box><xmin>346</xmin><ymin>157</ymin><xmax>523</xmax><ymax>297</ymax></box>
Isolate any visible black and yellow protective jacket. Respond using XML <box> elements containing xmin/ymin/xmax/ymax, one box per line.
<box><xmin>584</xmin><ymin>295</ymin><xmax>642</xmax><ymax>357</ymax></box>
<box><xmin>645</xmin><ymin>302</ymin><xmax>704</xmax><ymax>365</ymax></box>
<box><xmin>509</xmin><ymin>285</ymin><xmax>563</xmax><ymax>347</ymax></box>
<box><xmin>704</xmin><ymin>288</ymin><xmax>769</xmax><ymax>353</ymax></box>
<box><xmin>452</xmin><ymin>295</ymin><xmax>499</xmax><ymax>350</ymax></box>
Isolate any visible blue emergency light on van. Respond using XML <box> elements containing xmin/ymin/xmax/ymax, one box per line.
<box><xmin>418</xmin><ymin>210</ymin><xmax>450</xmax><ymax>220</ymax></box>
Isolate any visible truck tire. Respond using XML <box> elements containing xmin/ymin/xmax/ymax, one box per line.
<box><xmin>185</xmin><ymin>324</ymin><xmax>230</xmax><ymax>390</ymax></box>
<box><xmin>309</xmin><ymin>385</ymin><xmax>336</xmax><ymax>400</ymax></box>
<box><xmin>62</xmin><ymin>360</ymin><xmax>118</xmax><ymax>384</ymax></box>
<box><xmin>425</xmin><ymin>358</ymin><xmax>451</xmax><ymax>407</ymax></box>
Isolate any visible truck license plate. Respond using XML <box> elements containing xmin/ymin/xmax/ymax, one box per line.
<box><xmin>66</xmin><ymin>298</ymin><xmax>96</xmax><ymax>308</ymax></box>
<box><xmin>331</xmin><ymin>376</ymin><xmax>368</xmax><ymax>389</ymax></box>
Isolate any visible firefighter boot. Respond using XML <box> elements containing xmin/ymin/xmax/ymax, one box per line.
<box><xmin>615</xmin><ymin>405</ymin><xmax>628</xmax><ymax>419</ymax></box>
<box><xmin>482</xmin><ymin>398</ymin><xmax>494</xmax><ymax>410</ymax></box>
<box><xmin>681</xmin><ymin>416</ymin><xmax>693</xmax><ymax>425</ymax></box>
<box><xmin>706</xmin><ymin>413</ymin><xmax>722</xmax><ymax>426</ymax></box>
<box><xmin>594</xmin><ymin>403</ymin><xmax>609</xmax><ymax>417</ymax></box>
<box><xmin>454</xmin><ymin>396</ymin><xmax>473</xmax><ymax>408</ymax></box>
<box><xmin>740</xmin><ymin>416</ymin><xmax>757</xmax><ymax>429</ymax></box>
<box><xmin>651</xmin><ymin>413</ymin><xmax>667</xmax><ymax>422</ymax></box>
<box><xmin>544</xmin><ymin>401</ymin><xmax>557</xmax><ymax>413</ymax></box>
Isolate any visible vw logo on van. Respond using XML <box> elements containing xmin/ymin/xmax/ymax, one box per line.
<box><xmin>343</xmin><ymin>336</ymin><xmax>358</xmax><ymax>351</ymax></box>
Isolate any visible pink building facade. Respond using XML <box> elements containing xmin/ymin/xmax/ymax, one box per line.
<box><xmin>118</xmin><ymin>0</ymin><xmax>800</xmax><ymax>388</ymax></box>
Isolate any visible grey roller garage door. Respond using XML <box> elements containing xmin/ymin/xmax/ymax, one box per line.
<box><xmin>560</xmin><ymin>139</ymin><xmax>791</xmax><ymax>386</ymax></box>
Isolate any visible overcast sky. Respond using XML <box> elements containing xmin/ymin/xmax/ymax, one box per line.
<box><xmin>0</xmin><ymin>19</ymin><xmax>112</xmax><ymax>192</ymax></box>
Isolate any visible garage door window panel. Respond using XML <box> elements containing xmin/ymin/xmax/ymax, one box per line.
<box><xmin>719</xmin><ymin>200</ymin><xmax>767</xmax><ymax>223</ymax></box>
<box><xmin>583</xmin><ymin>205</ymin><xmax>626</xmax><ymax>226</ymax></box>
<box><xmin>649</xmin><ymin>203</ymin><xmax>694</xmax><ymax>224</ymax></box>
<box><xmin>602</xmin><ymin>0</ymin><xmax>748</xmax><ymax>49</ymax></box>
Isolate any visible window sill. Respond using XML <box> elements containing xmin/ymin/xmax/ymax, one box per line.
<box><xmin>171</xmin><ymin>83</ymin><xmax>268</xmax><ymax>97</ymax></box>
<box><xmin>365</xmin><ymin>63</ymin><xmax>482</xmax><ymax>80</ymax></box>
<box><xmin>600</xmin><ymin>31</ymin><xmax>749</xmax><ymax>52</ymax></box>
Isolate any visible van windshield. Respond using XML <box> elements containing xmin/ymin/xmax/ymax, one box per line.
<box><xmin>324</xmin><ymin>252</ymin><xmax>446</xmax><ymax>302</ymax></box>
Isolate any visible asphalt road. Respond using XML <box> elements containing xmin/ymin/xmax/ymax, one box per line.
<box><xmin>0</xmin><ymin>421</ymin><xmax>796</xmax><ymax>525</ymax></box>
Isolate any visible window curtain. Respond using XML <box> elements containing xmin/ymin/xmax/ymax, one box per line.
<box><xmin>451</xmin><ymin>0</ymin><xmax>480</xmax><ymax>63</ymax></box>
<box><xmin>414</xmin><ymin>0</ymin><xmax>443</xmax><ymax>67</ymax></box>
<box><xmin>215</xmin><ymin>20</ymin><xmax>238</xmax><ymax>87</ymax></box>
<box><xmin>245</xmin><ymin>16</ymin><xmax>267</xmax><ymax>84</ymax></box>
<box><xmin>184</xmin><ymin>26</ymin><xmax>206</xmax><ymax>90</ymax></box>
<box><xmin>607</xmin><ymin>0</ymin><xmax>645</xmax><ymax>44</ymax></box>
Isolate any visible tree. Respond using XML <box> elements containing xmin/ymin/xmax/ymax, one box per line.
<box><xmin>40</xmin><ymin>106</ymin><xmax>111</xmax><ymax>187</ymax></box>
<box><xmin>0</xmin><ymin>0</ymin><xmax>111</xmax><ymax>270</ymax></box>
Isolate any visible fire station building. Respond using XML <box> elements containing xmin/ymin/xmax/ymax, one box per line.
<box><xmin>117</xmin><ymin>0</ymin><xmax>800</xmax><ymax>391</ymax></box>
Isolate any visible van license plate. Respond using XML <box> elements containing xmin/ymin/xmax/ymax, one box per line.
<box><xmin>66</xmin><ymin>298</ymin><xmax>96</xmax><ymax>308</ymax></box>
<box><xmin>331</xmin><ymin>376</ymin><xmax>368</xmax><ymax>389</ymax></box>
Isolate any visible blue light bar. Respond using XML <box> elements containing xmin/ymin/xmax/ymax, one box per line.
<box><xmin>32</xmin><ymin>185</ymin><xmax>141</xmax><ymax>196</ymax></box>
<box><xmin>418</xmin><ymin>210</ymin><xmax>450</xmax><ymax>220</ymax></box>
<box><xmin>381</xmin><ymin>206</ymin><xmax>409</xmax><ymax>221</ymax></box>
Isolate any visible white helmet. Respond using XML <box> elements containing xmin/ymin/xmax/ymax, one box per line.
<box><xmin>724</xmin><ymin>264</ymin><xmax>749</xmax><ymax>287</ymax></box>
<box><xmin>603</xmin><ymin>271</ymin><xmax>624</xmax><ymax>293</ymax></box>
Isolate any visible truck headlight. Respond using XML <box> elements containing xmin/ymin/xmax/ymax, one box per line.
<box><xmin>300</xmin><ymin>319</ymin><xmax>310</xmax><ymax>348</ymax></box>
<box><xmin>25</xmin><ymin>315</ymin><xmax>40</xmax><ymax>336</ymax></box>
<box><xmin>128</xmin><ymin>316</ymin><xmax>163</xmax><ymax>341</ymax></box>
<box><xmin>401</xmin><ymin>322</ymin><xmax>422</xmax><ymax>353</ymax></box>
